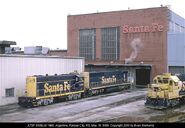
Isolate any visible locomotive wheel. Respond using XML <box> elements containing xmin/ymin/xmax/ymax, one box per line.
<box><xmin>166</xmin><ymin>99</ymin><xmax>180</xmax><ymax>107</ymax></box>
<box><xmin>73</xmin><ymin>95</ymin><xmax>78</xmax><ymax>100</ymax></box>
<box><xmin>67</xmin><ymin>95</ymin><xmax>73</xmax><ymax>101</ymax></box>
<box><xmin>43</xmin><ymin>100</ymin><xmax>49</xmax><ymax>106</ymax></box>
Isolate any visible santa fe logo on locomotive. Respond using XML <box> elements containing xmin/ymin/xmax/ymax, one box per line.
<box><xmin>102</xmin><ymin>75</ymin><xmax>117</xmax><ymax>84</ymax></box>
<box><xmin>44</xmin><ymin>81</ymin><xmax>71</xmax><ymax>94</ymax></box>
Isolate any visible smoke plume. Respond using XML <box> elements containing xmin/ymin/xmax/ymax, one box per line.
<box><xmin>125</xmin><ymin>38</ymin><xmax>143</xmax><ymax>64</ymax></box>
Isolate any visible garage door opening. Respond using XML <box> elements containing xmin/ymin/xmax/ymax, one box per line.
<box><xmin>136</xmin><ymin>69</ymin><xmax>150</xmax><ymax>87</ymax></box>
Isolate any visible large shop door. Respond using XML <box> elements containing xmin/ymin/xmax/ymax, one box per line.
<box><xmin>136</xmin><ymin>69</ymin><xmax>150</xmax><ymax>87</ymax></box>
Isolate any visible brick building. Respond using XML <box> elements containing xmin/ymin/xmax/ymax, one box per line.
<box><xmin>67</xmin><ymin>7</ymin><xmax>185</xmax><ymax>86</ymax></box>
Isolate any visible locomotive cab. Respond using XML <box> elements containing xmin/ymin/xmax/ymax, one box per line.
<box><xmin>18</xmin><ymin>74</ymin><xmax>85</xmax><ymax>107</ymax></box>
<box><xmin>145</xmin><ymin>73</ymin><xmax>184</xmax><ymax>109</ymax></box>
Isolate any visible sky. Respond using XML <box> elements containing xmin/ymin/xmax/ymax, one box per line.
<box><xmin>0</xmin><ymin>0</ymin><xmax>184</xmax><ymax>50</ymax></box>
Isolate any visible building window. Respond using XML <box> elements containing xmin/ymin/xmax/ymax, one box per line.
<box><xmin>182</xmin><ymin>26</ymin><xmax>185</xmax><ymax>32</ymax></box>
<box><xmin>79</xmin><ymin>29</ymin><xmax>96</xmax><ymax>61</ymax></box>
<box><xmin>175</xmin><ymin>23</ymin><xmax>180</xmax><ymax>32</ymax></box>
<box><xmin>101</xmin><ymin>27</ymin><xmax>120</xmax><ymax>61</ymax></box>
<box><xmin>168</xmin><ymin>20</ymin><xmax>185</xmax><ymax>33</ymax></box>
<box><xmin>169</xmin><ymin>21</ymin><xmax>174</xmax><ymax>32</ymax></box>
<box><xmin>5</xmin><ymin>88</ymin><xmax>14</xmax><ymax>97</ymax></box>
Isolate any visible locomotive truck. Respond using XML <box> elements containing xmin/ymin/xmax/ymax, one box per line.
<box><xmin>18</xmin><ymin>70</ymin><xmax>131</xmax><ymax>107</ymax></box>
<box><xmin>145</xmin><ymin>73</ymin><xmax>185</xmax><ymax>109</ymax></box>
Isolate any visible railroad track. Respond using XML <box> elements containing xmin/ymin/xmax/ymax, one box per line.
<box><xmin>0</xmin><ymin>88</ymin><xmax>147</xmax><ymax>122</ymax></box>
<box><xmin>51</xmin><ymin>89</ymin><xmax>146</xmax><ymax>122</ymax></box>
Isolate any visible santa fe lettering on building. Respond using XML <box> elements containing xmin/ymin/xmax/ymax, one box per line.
<box><xmin>123</xmin><ymin>23</ymin><xmax>164</xmax><ymax>33</ymax></box>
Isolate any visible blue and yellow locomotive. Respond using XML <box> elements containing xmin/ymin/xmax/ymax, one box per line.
<box><xmin>18</xmin><ymin>70</ymin><xmax>131</xmax><ymax>107</ymax></box>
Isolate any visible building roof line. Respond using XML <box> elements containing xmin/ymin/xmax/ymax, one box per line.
<box><xmin>68</xmin><ymin>6</ymin><xmax>168</xmax><ymax>17</ymax></box>
<box><xmin>0</xmin><ymin>54</ymin><xmax>84</xmax><ymax>59</ymax></box>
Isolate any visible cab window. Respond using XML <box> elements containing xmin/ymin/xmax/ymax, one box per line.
<box><xmin>158</xmin><ymin>79</ymin><xmax>162</xmax><ymax>83</ymax></box>
<box><xmin>154</xmin><ymin>80</ymin><xmax>157</xmax><ymax>84</ymax></box>
<box><xmin>175</xmin><ymin>82</ymin><xmax>178</xmax><ymax>86</ymax></box>
<box><xmin>163</xmin><ymin>78</ymin><xmax>169</xmax><ymax>84</ymax></box>
<box><xmin>169</xmin><ymin>80</ymin><xmax>173</xmax><ymax>86</ymax></box>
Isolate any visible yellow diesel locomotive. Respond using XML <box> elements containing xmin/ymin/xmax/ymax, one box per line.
<box><xmin>145</xmin><ymin>73</ymin><xmax>185</xmax><ymax>109</ymax></box>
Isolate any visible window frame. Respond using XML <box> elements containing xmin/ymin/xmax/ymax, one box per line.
<box><xmin>5</xmin><ymin>88</ymin><xmax>14</xmax><ymax>97</ymax></box>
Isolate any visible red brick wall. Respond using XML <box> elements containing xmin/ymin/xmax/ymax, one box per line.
<box><xmin>67</xmin><ymin>7</ymin><xmax>169</xmax><ymax>77</ymax></box>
